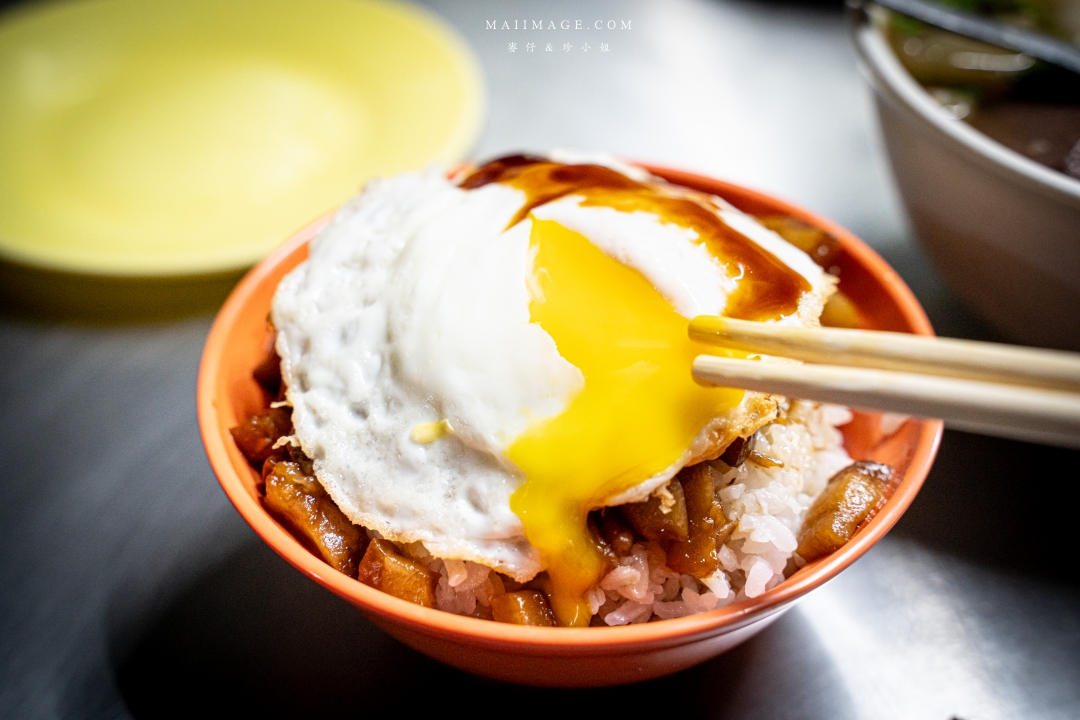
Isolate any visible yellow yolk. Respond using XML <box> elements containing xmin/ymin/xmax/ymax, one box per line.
<box><xmin>507</xmin><ymin>218</ymin><xmax>746</xmax><ymax>627</ymax></box>
<box><xmin>410</xmin><ymin>420</ymin><xmax>454</xmax><ymax>444</ymax></box>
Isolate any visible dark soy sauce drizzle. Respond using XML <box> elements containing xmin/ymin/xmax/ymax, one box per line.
<box><xmin>460</xmin><ymin>155</ymin><xmax>810</xmax><ymax>321</ymax></box>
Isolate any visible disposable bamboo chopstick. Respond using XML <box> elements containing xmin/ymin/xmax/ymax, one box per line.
<box><xmin>688</xmin><ymin>316</ymin><xmax>1080</xmax><ymax>447</ymax></box>
<box><xmin>691</xmin><ymin>355</ymin><xmax>1080</xmax><ymax>449</ymax></box>
<box><xmin>689</xmin><ymin>316</ymin><xmax>1080</xmax><ymax>392</ymax></box>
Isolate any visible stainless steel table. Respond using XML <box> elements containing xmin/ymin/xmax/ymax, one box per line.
<box><xmin>2</xmin><ymin>1</ymin><xmax>1077</xmax><ymax>717</ymax></box>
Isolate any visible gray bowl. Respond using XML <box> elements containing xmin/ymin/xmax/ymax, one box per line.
<box><xmin>853</xmin><ymin>14</ymin><xmax>1080</xmax><ymax>350</ymax></box>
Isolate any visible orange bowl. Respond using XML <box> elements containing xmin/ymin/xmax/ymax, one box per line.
<box><xmin>197</xmin><ymin>165</ymin><xmax>942</xmax><ymax>687</ymax></box>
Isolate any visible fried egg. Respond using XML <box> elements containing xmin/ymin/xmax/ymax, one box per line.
<box><xmin>272</xmin><ymin>155</ymin><xmax>834</xmax><ymax>625</ymax></box>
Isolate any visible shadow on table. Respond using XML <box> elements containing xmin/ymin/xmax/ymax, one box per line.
<box><xmin>0</xmin><ymin>258</ymin><xmax>244</xmax><ymax>325</ymax></box>
<box><xmin>113</xmin><ymin>539</ymin><xmax>855</xmax><ymax>719</ymax></box>
<box><xmin>878</xmin><ymin>235</ymin><xmax>1080</xmax><ymax>582</ymax></box>
<box><xmin>893</xmin><ymin>428</ymin><xmax>1080</xmax><ymax>584</ymax></box>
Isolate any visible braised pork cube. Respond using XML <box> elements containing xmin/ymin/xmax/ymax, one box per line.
<box><xmin>587</xmin><ymin>515</ymin><xmax>620</xmax><ymax>570</ymax></box>
<box><xmin>263</xmin><ymin>461</ymin><xmax>367</xmax><ymax>577</ymax></box>
<box><xmin>261</xmin><ymin>456</ymin><xmax>280</xmax><ymax>481</ymax></box>
<box><xmin>796</xmin><ymin>461</ymin><xmax>894</xmax><ymax>562</ymax></box>
<box><xmin>758</xmin><ymin>215</ymin><xmax>841</xmax><ymax>270</ymax></box>
<box><xmin>490</xmin><ymin>590</ymin><xmax>557</xmax><ymax>627</ymax></box>
<box><xmin>621</xmin><ymin>481</ymin><xmax>689</xmax><ymax>542</ymax></box>
<box><xmin>230</xmin><ymin>407</ymin><xmax>292</xmax><ymax>465</ymax></box>
<box><xmin>719</xmin><ymin>434</ymin><xmax>756</xmax><ymax>467</ymax></box>
<box><xmin>597</xmin><ymin>509</ymin><xmax>636</xmax><ymax>557</ymax></box>
<box><xmin>819</xmin><ymin>291</ymin><xmax>861</xmax><ymax>329</ymax></box>
<box><xmin>357</xmin><ymin>539</ymin><xmax>439</xmax><ymax>608</ymax></box>
<box><xmin>667</xmin><ymin>464</ymin><xmax>734</xmax><ymax>577</ymax></box>
<box><xmin>524</xmin><ymin>571</ymin><xmax>554</xmax><ymax>597</ymax></box>
<box><xmin>714</xmin><ymin>509</ymin><xmax>737</xmax><ymax>548</ymax></box>
<box><xmin>260</xmin><ymin>445</ymin><xmax>315</xmax><ymax>483</ymax></box>
<box><xmin>285</xmin><ymin>443</ymin><xmax>314</xmax><ymax>476</ymax></box>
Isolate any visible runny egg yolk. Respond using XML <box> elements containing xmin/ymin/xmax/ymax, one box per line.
<box><xmin>507</xmin><ymin>218</ymin><xmax>746</xmax><ymax>627</ymax></box>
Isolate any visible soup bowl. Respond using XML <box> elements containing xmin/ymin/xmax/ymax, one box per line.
<box><xmin>852</xmin><ymin>12</ymin><xmax>1080</xmax><ymax>350</ymax></box>
<box><xmin>197</xmin><ymin>165</ymin><xmax>942</xmax><ymax>687</ymax></box>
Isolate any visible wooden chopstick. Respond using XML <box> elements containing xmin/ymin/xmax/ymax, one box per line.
<box><xmin>689</xmin><ymin>316</ymin><xmax>1080</xmax><ymax>392</ymax></box>
<box><xmin>691</xmin><ymin>355</ymin><xmax>1080</xmax><ymax>448</ymax></box>
<box><xmin>688</xmin><ymin>316</ymin><xmax>1080</xmax><ymax>448</ymax></box>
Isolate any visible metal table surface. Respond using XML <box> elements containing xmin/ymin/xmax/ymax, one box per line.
<box><xmin>2</xmin><ymin>1</ymin><xmax>1078</xmax><ymax>717</ymax></box>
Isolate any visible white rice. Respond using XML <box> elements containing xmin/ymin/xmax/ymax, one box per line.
<box><xmin>401</xmin><ymin>400</ymin><xmax>853</xmax><ymax>624</ymax></box>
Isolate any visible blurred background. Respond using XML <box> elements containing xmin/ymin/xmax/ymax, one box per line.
<box><xmin>1</xmin><ymin>0</ymin><xmax>1078</xmax><ymax>718</ymax></box>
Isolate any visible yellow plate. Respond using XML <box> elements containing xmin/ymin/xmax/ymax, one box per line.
<box><xmin>0</xmin><ymin>0</ymin><xmax>484</xmax><ymax>276</ymax></box>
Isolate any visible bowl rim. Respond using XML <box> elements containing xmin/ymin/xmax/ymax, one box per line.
<box><xmin>197</xmin><ymin>164</ymin><xmax>943</xmax><ymax>651</ymax></box>
<box><xmin>852</xmin><ymin>15</ymin><xmax>1080</xmax><ymax>205</ymax></box>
